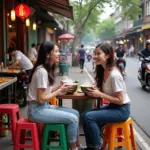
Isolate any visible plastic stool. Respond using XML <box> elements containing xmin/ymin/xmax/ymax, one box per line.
<box><xmin>102</xmin><ymin>117</ymin><xmax>136</xmax><ymax>150</ymax></box>
<box><xmin>14</xmin><ymin>118</ymin><xmax>40</xmax><ymax>150</ymax></box>
<box><xmin>42</xmin><ymin>124</ymin><xmax>68</xmax><ymax>150</ymax></box>
<box><xmin>0</xmin><ymin>104</ymin><xmax>20</xmax><ymax>142</ymax></box>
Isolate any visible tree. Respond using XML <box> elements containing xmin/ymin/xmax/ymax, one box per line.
<box><xmin>70</xmin><ymin>0</ymin><xmax>141</xmax><ymax>51</ymax></box>
<box><xmin>96</xmin><ymin>18</ymin><xmax>116</xmax><ymax>41</ymax></box>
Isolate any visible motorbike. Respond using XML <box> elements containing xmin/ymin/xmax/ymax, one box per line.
<box><xmin>16</xmin><ymin>71</ymin><xmax>28</xmax><ymax>107</ymax></box>
<box><xmin>117</xmin><ymin>58</ymin><xmax>125</xmax><ymax>75</ymax></box>
<box><xmin>87</xmin><ymin>55</ymin><xmax>92</xmax><ymax>62</ymax></box>
<box><xmin>138</xmin><ymin>53</ymin><xmax>150</xmax><ymax>91</ymax></box>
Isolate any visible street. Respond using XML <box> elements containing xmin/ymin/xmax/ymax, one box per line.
<box><xmin>85</xmin><ymin>57</ymin><xmax>150</xmax><ymax>138</ymax></box>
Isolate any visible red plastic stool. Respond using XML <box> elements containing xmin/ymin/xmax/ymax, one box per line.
<box><xmin>0</xmin><ymin>104</ymin><xmax>20</xmax><ymax>142</ymax></box>
<box><xmin>14</xmin><ymin>118</ymin><xmax>40</xmax><ymax>150</ymax></box>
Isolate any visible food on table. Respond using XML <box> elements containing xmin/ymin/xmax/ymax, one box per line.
<box><xmin>2</xmin><ymin>68</ymin><xmax>20</xmax><ymax>73</ymax></box>
<box><xmin>80</xmin><ymin>84</ymin><xmax>93</xmax><ymax>93</ymax></box>
<box><xmin>0</xmin><ymin>77</ymin><xmax>11</xmax><ymax>84</ymax></box>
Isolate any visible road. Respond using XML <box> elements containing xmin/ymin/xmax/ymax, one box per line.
<box><xmin>85</xmin><ymin>57</ymin><xmax>150</xmax><ymax>138</ymax></box>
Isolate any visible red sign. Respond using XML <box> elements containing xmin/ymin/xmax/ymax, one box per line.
<box><xmin>15</xmin><ymin>3</ymin><xmax>30</xmax><ymax>19</ymax></box>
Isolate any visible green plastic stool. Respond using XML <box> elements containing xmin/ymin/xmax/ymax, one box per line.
<box><xmin>42</xmin><ymin>124</ymin><xmax>68</xmax><ymax>150</ymax></box>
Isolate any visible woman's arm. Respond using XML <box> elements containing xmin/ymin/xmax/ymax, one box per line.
<box><xmin>37</xmin><ymin>88</ymin><xmax>59</xmax><ymax>103</ymax></box>
<box><xmin>99</xmin><ymin>91</ymin><xmax>124</xmax><ymax>105</ymax></box>
<box><xmin>51</xmin><ymin>85</ymin><xmax>60</xmax><ymax>92</ymax></box>
<box><xmin>37</xmin><ymin>85</ymin><xmax>67</xmax><ymax>104</ymax></box>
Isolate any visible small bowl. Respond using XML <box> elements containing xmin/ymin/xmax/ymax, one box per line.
<box><xmin>65</xmin><ymin>82</ymin><xmax>78</xmax><ymax>94</ymax></box>
<box><xmin>80</xmin><ymin>84</ymin><xmax>93</xmax><ymax>93</ymax></box>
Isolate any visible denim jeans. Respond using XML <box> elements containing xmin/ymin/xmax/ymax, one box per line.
<box><xmin>81</xmin><ymin>103</ymin><xmax>130</xmax><ymax>149</ymax></box>
<box><xmin>28</xmin><ymin>102</ymin><xmax>79</xmax><ymax>143</ymax></box>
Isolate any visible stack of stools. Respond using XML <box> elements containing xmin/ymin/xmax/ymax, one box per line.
<box><xmin>0</xmin><ymin>104</ymin><xmax>20</xmax><ymax>143</ymax></box>
<box><xmin>14</xmin><ymin>118</ymin><xmax>40</xmax><ymax>150</ymax></box>
<box><xmin>102</xmin><ymin>117</ymin><xmax>136</xmax><ymax>150</ymax></box>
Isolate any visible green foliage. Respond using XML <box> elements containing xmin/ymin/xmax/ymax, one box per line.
<box><xmin>116</xmin><ymin>0</ymin><xmax>142</xmax><ymax>20</ymax></box>
<box><xmin>96</xmin><ymin>18</ymin><xmax>116</xmax><ymax>40</ymax></box>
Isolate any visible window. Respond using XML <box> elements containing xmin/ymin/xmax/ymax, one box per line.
<box><xmin>146</xmin><ymin>0</ymin><xmax>150</xmax><ymax>15</ymax></box>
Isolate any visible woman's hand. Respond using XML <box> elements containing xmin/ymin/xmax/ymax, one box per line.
<box><xmin>86</xmin><ymin>87</ymin><xmax>103</xmax><ymax>98</ymax></box>
<box><xmin>57</xmin><ymin>84</ymin><xmax>68</xmax><ymax>96</ymax></box>
<box><xmin>65</xmin><ymin>85</ymin><xmax>75</xmax><ymax>93</ymax></box>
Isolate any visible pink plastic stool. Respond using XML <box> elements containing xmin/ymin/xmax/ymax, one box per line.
<box><xmin>0</xmin><ymin>104</ymin><xmax>20</xmax><ymax>142</ymax></box>
<box><xmin>14</xmin><ymin>118</ymin><xmax>40</xmax><ymax>150</ymax></box>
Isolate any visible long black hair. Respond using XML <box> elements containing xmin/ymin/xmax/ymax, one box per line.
<box><xmin>95</xmin><ymin>43</ymin><xmax>115</xmax><ymax>90</ymax></box>
<box><xmin>29</xmin><ymin>41</ymin><xmax>56</xmax><ymax>85</ymax></box>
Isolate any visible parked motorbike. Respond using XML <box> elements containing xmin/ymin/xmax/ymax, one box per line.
<box><xmin>16</xmin><ymin>71</ymin><xmax>28</xmax><ymax>107</ymax></box>
<box><xmin>138</xmin><ymin>53</ymin><xmax>150</xmax><ymax>91</ymax></box>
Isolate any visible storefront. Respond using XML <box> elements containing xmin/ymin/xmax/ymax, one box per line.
<box><xmin>0</xmin><ymin>0</ymin><xmax>73</xmax><ymax>66</ymax></box>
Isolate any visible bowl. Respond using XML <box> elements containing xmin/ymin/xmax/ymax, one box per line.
<box><xmin>80</xmin><ymin>84</ymin><xmax>93</xmax><ymax>93</ymax></box>
<box><xmin>65</xmin><ymin>82</ymin><xmax>78</xmax><ymax>94</ymax></box>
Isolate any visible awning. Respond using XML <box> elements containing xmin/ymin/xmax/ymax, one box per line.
<box><xmin>30</xmin><ymin>0</ymin><xmax>74</xmax><ymax>20</ymax></box>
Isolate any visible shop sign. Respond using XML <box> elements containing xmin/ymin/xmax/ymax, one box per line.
<box><xmin>142</xmin><ymin>24</ymin><xmax>150</xmax><ymax>30</ymax></box>
<box><xmin>15</xmin><ymin>4</ymin><xmax>30</xmax><ymax>20</ymax></box>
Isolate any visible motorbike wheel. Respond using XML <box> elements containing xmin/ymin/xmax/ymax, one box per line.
<box><xmin>119</xmin><ymin>63</ymin><xmax>124</xmax><ymax>74</ymax></box>
<box><xmin>16</xmin><ymin>88</ymin><xmax>28</xmax><ymax>107</ymax></box>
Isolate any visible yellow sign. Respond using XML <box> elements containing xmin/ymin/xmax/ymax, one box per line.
<box><xmin>142</xmin><ymin>24</ymin><xmax>150</xmax><ymax>30</ymax></box>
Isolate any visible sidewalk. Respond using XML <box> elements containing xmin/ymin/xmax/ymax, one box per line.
<box><xmin>0</xmin><ymin>66</ymin><xmax>142</xmax><ymax>149</ymax></box>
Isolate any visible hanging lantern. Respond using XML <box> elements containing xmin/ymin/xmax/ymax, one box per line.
<box><xmin>15</xmin><ymin>3</ymin><xmax>30</xmax><ymax>20</ymax></box>
<box><xmin>58</xmin><ymin>40</ymin><xmax>60</xmax><ymax>44</ymax></box>
<box><xmin>11</xmin><ymin>9</ymin><xmax>16</xmax><ymax>21</ymax></box>
<box><xmin>33</xmin><ymin>23</ymin><xmax>37</xmax><ymax>30</ymax></box>
<box><xmin>25</xmin><ymin>18</ymin><xmax>30</xmax><ymax>27</ymax></box>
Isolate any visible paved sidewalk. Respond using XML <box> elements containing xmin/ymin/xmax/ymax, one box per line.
<box><xmin>0</xmin><ymin>66</ymin><xmax>141</xmax><ymax>149</ymax></box>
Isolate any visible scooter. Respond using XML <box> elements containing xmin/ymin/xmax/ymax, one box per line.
<box><xmin>138</xmin><ymin>53</ymin><xmax>150</xmax><ymax>91</ymax></box>
<box><xmin>87</xmin><ymin>55</ymin><xmax>92</xmax><ymax>62</ymax></box>
<box><xmin>117</xmin><ymin>58</ymin><xmax>125</xmax><ymax>75</ymax></box>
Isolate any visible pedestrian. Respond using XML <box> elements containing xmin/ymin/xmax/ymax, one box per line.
<box><xmin>78</xmin><ymin>45</ymin><xmax>86</xmax><ymax>73</ymax></box>
<box><xmin>129</xmin><ymin>45</ymin><xmax>135</xmax><ymax>57</ymax></box>
<box><xmin>36</xmin><ymin>43</ymin><xmax>41</xmax><ymax>53</ymax></box>
<box><xmin>81</xmin><ymin>43</ymin><xmax>130</xmax><ymax>150</ymax></box>
<box><xmin>8</xmin><ymin>46</ymin><xmax>33</xmax><ymax>77</ymax></box>
<box><xmin>28</xmin><ymin>43</ymin><xmax>38</xmax><ymax>61</ymax></box>
<box><xmin>27</xmin><ymin>41</ymin><xmax>80</xmax><ymax>150</ymax></box>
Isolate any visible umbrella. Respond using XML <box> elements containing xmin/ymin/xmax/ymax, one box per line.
<box><xmin>58</xmin><ymin>33</ymin><xmax>75</xmax><ymax>40</ymax></box>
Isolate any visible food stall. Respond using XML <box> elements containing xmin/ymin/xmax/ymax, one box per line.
<box><xmin>58</xmin><ymin>33</ymin><xmax>75</xmax><ymax>75</ymax></box>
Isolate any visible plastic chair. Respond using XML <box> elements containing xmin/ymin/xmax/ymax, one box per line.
<box><xmin>14</xmin><ymin>118</ymin><xmax>40</xmax><ymax>150</ymax></box>
<box><xmin>42</xmin><ymin>124</ymin><xmax>68</xmax><ymax>150</ymax></box>
<box><xmin>102</xmin><ymin>117</ymin><xmax>136</xmax><ymax>150</ymax></box>
<box><xmin>0</xmin><ymin>104</ymin><xmax>20</xmax><ymax>142</ymax></box>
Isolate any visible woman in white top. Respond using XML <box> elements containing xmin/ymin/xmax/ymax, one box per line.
<box><xmin>81</xmin><ymin>44</ymin><xmax>130</xmax><ymax>150</ymax></box>
<box><xmin>27</xmin><ymin>41</ymin><xmax>80</xmax><ymax>150</ymax></box>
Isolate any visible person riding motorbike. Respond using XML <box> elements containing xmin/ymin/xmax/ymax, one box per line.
<box><xmin>115</xmin><ymin>41</ymin><xmax>126</xmax><ymax>74</ymax></box>
<box><xmin>141</xmin><ymin>39</ymin><xmax>150</xmax><ymax>80</ymax></box>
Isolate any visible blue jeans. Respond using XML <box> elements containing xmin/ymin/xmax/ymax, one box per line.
<box><xmin>81</xmin><ymin>103</ymin><xmax>130</xmax><ymax>149</ymax></box>
<box><xmin>28</xmin><ymin>102</ymin><xmax>79</xmax><ymax>143</ymax></box>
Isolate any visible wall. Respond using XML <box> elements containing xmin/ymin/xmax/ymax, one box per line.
<box><xmin>38</xmin><ymin>28</ymin><xmax>45</xmax><ymax>44</ymax></box>
<box><xmin>28</xmin><ymin>25</ymin><xmax>37</xmax><ymax>50</ymax></box>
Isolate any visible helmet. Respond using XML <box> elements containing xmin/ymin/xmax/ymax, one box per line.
<box><xmin>146</xmin><ymin>39</ymin><xmax>150</xmax><ymax>45</ymax></box>
<box><xmin>118</xmin><ymin>41</ymin><xmax>124</xmax><ymax>45</ymax></box>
